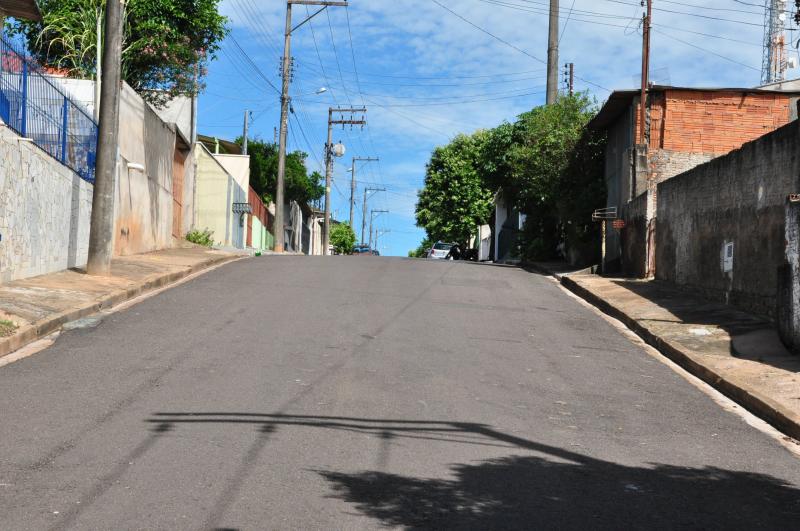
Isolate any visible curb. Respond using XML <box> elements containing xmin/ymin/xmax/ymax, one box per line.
<box><xmin>559</xmin><ymin>275</ymin><xmax>800</xmax><ymax>441</ymax></box>
<box><xmin>0</xmin><ymin>253</ymin><xmax>241</xmax><ymax>360</ymax></box>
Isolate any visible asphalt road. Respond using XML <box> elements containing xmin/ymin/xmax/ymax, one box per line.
<box><xmin>1</xmin><ymin>256</ymin><xmax>799</xmax><ymax>530</ymax></box>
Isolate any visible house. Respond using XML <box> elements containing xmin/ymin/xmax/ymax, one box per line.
<box><xmin>0</xmin><ymin>0</ymin><xmax>42</xmax><ymax>21</ymax></box>
<box><xmin>588</xmin><ymin>86</ymin><xmax>800</xmax><ymax>276</ymax></box>
<box><xmin>194</xmin><ymin>143</ymin><xmax>250</xmax><ymax>250</ymax></box>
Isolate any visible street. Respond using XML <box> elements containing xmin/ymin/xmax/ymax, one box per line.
<box><xmin>1</xmin><ymin>256</ymin><xmax>798</xmax><ymax>529</ymax></box>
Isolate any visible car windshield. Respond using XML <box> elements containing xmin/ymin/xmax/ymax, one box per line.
<box><xmin>433</xmin><ymin>243</ymin><xmax>452</xmax><ymax>250</ymax></box>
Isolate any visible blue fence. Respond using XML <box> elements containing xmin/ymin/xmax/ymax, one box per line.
<box><xmin>0</xmin><ymin>36</ymin><xmax>98</xmax><ymax>183</ymax></box>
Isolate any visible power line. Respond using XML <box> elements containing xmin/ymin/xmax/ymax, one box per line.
<box><xmin>429</xmin><ymin>0</ymin><xmax>611</xmax><ymax>92</ymax></box>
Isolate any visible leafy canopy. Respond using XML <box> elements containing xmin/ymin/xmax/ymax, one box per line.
<box><xmin>415</xmin><ymin>132</ymin><xmax>494</xmax><ymax>246</ymax></box>
<box><xmin>8</xmin><ymin>0</ymin><xmax>228</xmax><ymax>107</ymax></box>
<box><xmin>330</xmin><ymin>223</ymin><xmax>357</xmax><ymax>255</ymax></box>
<box><xmin>238</xmin><ymin>137</ymin><xmax>324</xmax><ymax>205</ymax></box>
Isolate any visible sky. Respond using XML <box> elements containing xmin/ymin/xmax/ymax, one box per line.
<box><xmin>197</xmin><ymin>0</ymin><xmax>793</xmax><ymax>256</ymax></box>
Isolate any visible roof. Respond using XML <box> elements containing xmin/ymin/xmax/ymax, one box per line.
<box><xmin>0</xmin><ymin>0</ymin><xmax>42</xmax><ymax>21</ymax></box>
<box><xmin>587</xmin><ymin>85</ymin><xmax>800</xmax><ymax>132</ymax></box>
<box><xmin>197</xmin><ymin>134</ymin><xmax>243</xmax><ymax>155</ymax></box>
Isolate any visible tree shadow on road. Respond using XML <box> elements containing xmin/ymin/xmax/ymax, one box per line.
<box><xmin>148</xmin><ymin>413</ymin><xmax>800</xmax><ymax>529</ymax></box>
<box><xmin>318</xmin><ymin>452</ymin><xmax>800</xmax><ymax>530</ymax></box>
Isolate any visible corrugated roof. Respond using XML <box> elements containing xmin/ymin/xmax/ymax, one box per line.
<box><xmin>587</xmin><ymin>85</ymin><xmax>800</xmax><ymax>132</ymax></box>
<box><xmin>0</xmin><ymin>0</ymin><xmax>42</xmax><ymax>21</ymax></box>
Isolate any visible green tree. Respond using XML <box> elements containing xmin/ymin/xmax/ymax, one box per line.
<box><xmin>415</xmin><ymin>132</ymin><xmax>494</xmax><ymax>247</ymax></box>
<box><xmin>408</xmin><ymin>237</ymin><xmax>432</xmax><ymax>258</ymax></box>
<box><xmin>8</xmin><ymin>0</ymin><xmax>228</xmax><ymax>107</ymax></box>
<box><xmin>330</xmin><ymin>223</ymin><xmax>357</xmax><ymax>255</ymax></box>
<box><xmin>237</xmin><ymin>137</ymin><xmax>324</xmax><ymax>205</ymax></box>
<box><xmin>503</xmin><ymin>94</ymin><xmax>600</xmax><ymax>261</ymax></box>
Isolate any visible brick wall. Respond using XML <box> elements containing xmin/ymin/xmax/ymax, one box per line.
<box><xmin>659</xmin><ymin>90</ymin><xmax>790</xmax><ymax>155</ymax></box>
<box><xmin>655</xmin><ymin>120</ymin><xmax>800</xmax><ymax>318</ymax></box>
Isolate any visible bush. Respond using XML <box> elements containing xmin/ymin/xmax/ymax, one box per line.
<box><xmin>330</xmin><ymin>223</ymin><xmax>357</xmax><ymax>255</ymax></box>
<box><xmin>186</xmin><ymin>228</ymin><xmax>215</xmax><ymax>247</ymax></box>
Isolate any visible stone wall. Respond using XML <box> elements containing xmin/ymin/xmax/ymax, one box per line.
<box><xmin>656</xmin><ymin>120</ymin><xmax>800</xmax><ymax>318</ymax></box>
<box><xmin>0</xmin><ymin>125</ymin><xmax>92</xmax><ymax>282</ymax></box>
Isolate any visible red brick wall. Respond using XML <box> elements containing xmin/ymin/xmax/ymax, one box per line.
<box><xmin>658</xmin><ymin>90</ymin><xmax>791</xmax><ymax>155</ymax></box>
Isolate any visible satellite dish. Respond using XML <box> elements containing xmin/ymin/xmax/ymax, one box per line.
<box><xmin>332</xmin><ymin>143</ymin><xmax>346</xmax><ymax>157</ymax></box>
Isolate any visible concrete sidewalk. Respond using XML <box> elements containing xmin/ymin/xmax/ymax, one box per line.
<box><xmin>532</xmin><ymin>264</ymin><xmax>800</xmax><ymax>441</ymax></box>
<box><xmin>0</xmin><ymin>244</ymin><xmax>243</xmax><ymax>359</ymax></box>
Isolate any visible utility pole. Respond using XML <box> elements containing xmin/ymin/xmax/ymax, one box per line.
<box><xmin>275</xmin><ymin>1</ymin><xmax>348</xmax><ymax>253</ymax></box>
<box><xmin>564</xmin><ymin>62</ymin><xmax>574</xmax><ymax>96</ymax></box>
<box><xmin>242</xmin><ymin>110</ymin><xmax>249</xmax><ymax>155</ymax></box>
<box><xmin>546</xmin><ymin>0</ymin><xmax>559</xmax><ymax>104</ymax></box>
<box><xmin>94</xmin><ymin>8</ymin><xmax>102</xmax><ymax>122</ymax></box>
<box><xmin>349</xmin><ymin>156</ymin><xmax>378</xmax><ymax>227</ymax></box>
<box><xmin>368</xmin><ymin>209</ymin><xmax>388</xmax><ymax>251</ymax></box>
<box><xmin>324</xmin><ymin>107</ymin><xmax>366</xmax><ymax>255</ymax></box>
<box><xmin>639</xmin><ymin>0</ymin><xmax>652</xmax><ymax>145</ymax></box>
<box><xmin>362</xmin><ymin>187</ymin><xmax>385</xmax><ymax>245</ymax></box>
<box><xmin>374</xmin><ymin>229</ymin><xmax>390</xmax><ymax>251</ymax></box>
<box><xmin>87</xmin><ymin>0</ymin><xmax>123</xmax><ymax>276</ymax></box>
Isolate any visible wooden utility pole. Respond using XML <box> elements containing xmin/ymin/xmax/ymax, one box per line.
<box><xmin>324</xmin><ymin>107</ymin><xmax>366</xmax><ymax>254</ymax></box>
<box><xmin>275</xmin><ymin>1</ymin><xmax>348</xmax><ymax>253</ymax></box>
<box><xmin>349</xmin><ymin>156</ymin><xmax>378</xmax><ymax>227</ymax></box>
<box><xmin>87</xmin><ymin>0</ymin><xmax>123</xmax><ymax>276</ymax></box>
<box><xmin>362</xmin><ymin>187</ymin><xmax>385</xmax><ymax>245</ymax></box>
<box><xmin>639</xmin><ymin>0</ymin><xmax>652</xmax><ymax>145</ymax></box>
<box><xmin>546</xmin><ymin>0</ymin><xmax>559</xmax><ymax>104</ymax></box>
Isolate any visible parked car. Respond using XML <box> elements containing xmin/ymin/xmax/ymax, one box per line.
<box><xmin>352</xmin><ymin>245</ymin><xmax>371</xmax><ymax>255</ymax></box>
<box><xmin>428</xmin><ymin>242</ymin><xmax>454</xmax><ymax>259</ymax></box>
<box><xmin>371</xmin><ymin>250</ymin><xmax>380</xmax><ymax>256</ymax></box>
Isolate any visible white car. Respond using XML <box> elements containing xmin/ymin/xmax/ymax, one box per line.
<box><xmin>428</xmin><ymin>242</ymin><xmax>454</xmax><ymax>259</ymax></box>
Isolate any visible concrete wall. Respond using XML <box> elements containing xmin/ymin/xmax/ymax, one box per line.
<box><xmin>656</xmin><ymin>120</ymin><xmax>800</xmax><ymax>318</ymax></box>
<box><xmin>113</xmin><ymin>84</ymin><xmax>176</xmax><ymax>256</ymax></box>
<box><xmin>195</xmin><ymin>144</ymin><xmax>247</xmax><ymax>248</ymax></box>
<box><xmin>0</xmin><ymin>125</ymin><xmax>92</xmax><ymax>282</ymax></box>
<box><xmin>620</xmin><ymin>192</ymin><xmax>648</xmax><ymax>278</ymax></box>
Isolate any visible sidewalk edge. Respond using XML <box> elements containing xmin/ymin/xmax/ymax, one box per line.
<box><xmin>560</xmin><ymin>275</ymin><xmax>800</xmax><ymax>441</ymax></box>
<box><xmin>0</xmin><ymin>254</ymin><xmax>241</xmax><ymax>360</ymax></box>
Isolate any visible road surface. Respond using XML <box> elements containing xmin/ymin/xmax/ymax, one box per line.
<box><xmin>1</xmin><ymin>257</ymin><xmax>798</xmax><ymax>529</ymax></box>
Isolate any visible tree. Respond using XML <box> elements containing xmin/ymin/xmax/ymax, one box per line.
<box><xmin>8</xmin><ymin>0</ymin><xmax>228</xmax><ymax>107</ymax></box>
<box><xmin>236</xmin><ymin>137</ymin><xmax>324</xmax><ymax>205</ymax></box>
<box><xmin>330</xmin><ymin>223</ymin><xmax>356</xmax><ymax>255</ymax></box>
<box><xmin>503</xmin><ymin>94</ymin><xmax>600</xmax><ymax>261</ymax></box>
<box><xmin>415</xmin><ymin>132</ymin><xmax>494</xmax><ymax>247</ymax></box>
<box><xmin>408</xmin><ymin>237</ymin><xmax>432</xmax><ymax>258</ymax></box>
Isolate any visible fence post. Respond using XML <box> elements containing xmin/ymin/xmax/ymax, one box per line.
<box><xmin>61</xmin><ymin>96</ymin><xmax>68</xmax><ymax>163</ymax></box>
<box><xmin>20</xmin><ymin>59</ymin><xmax>27</xmax><ymax>136</ymax></box>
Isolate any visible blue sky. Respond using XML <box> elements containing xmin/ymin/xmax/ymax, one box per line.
<box><xmin>197</xmin><ymin>0</ymin><xmax>789</xmax><ymax>256</ymax></box>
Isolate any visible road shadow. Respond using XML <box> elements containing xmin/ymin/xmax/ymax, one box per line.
<box><xmin>148</xmin><ymin>413</ymin><xmax>800</xmax><ymax>529</ymax></box>
<box><xmin>318</xmin><ymin>454</ymin><xmax>800</xmax><ymax>530</ymax></box>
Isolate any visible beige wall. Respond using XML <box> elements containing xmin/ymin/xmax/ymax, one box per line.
<box><xmin>213</xmin><ymin>154</ymin><xmax>250</xmax><ymax>194</ymax></box>
<box><xmin>195</xmin><ymin>145</ymin><xmax>248</xmax><ymax>248</ymax></box>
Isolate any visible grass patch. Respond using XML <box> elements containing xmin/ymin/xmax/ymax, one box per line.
<box><xmin>0</xmin><ymin>319</ymin><xmax>18</xmax><ymax>338</ymax></box>
<box><xmin>186</xmin><ymin>228</ymin><xmax>215</xmax><ymax>248</ymax></box>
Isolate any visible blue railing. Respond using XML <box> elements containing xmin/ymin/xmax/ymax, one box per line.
<box><xmin>0</xmin><ymin>36</ymin><xmax>98</xmax><ymax>183</ymax></box>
